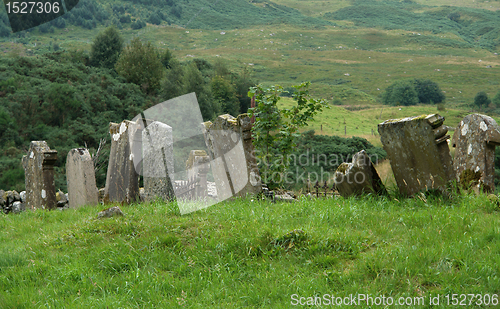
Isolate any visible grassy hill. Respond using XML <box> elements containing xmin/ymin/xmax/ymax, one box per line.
<box><xmin>1</xmin><ymin>0</ymin><xmax>499</xmax><ymax>105</ymax></box>
<box><xmin>1</xmin><ymin>195</ymin><xmax>499</xmax><ymax>307</ymax></box>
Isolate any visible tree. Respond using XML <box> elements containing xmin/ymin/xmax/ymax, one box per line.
<box><xmin>89</xmin><ymin>26</ymin><xmax>123</xmax><ymax>69</ymax></box>
<box><xmin>413</xmin><ymin>79</ymin><xmax>445</xmax><ymax>104</ymax></box>
<box><xmin>184</xmin><ymin>62</ymin><xmax>219</xmax><ymax>120</ymax></box>
<box><xmin>492</xmin><ymin>90</ymin><xmax>500</xmax><ymax>108</ymax></box>
<box><xmin>211</xmin><ymin>75</ymin><xmax>240</xmax><ymax>117</ymax></box>
<box><xmin>115</xmin><ymin>37</ymin><xmax>165</xmax><ymax>94</ymax></box>
<box><xmin>234</xmin><ymin>66</ymin><xmax>257</xmax><ymax>113</ymax></box>
<box><xmin>162</xmin><ymin>59</ymin><xmax>185</xmax><ymax>101</ymax></box>
<box><xmin>383</xmin><ymin>80</ymin><xmax>418</xmax><ymax>106</ymax></box>
<box><xmin>160</xmin><ymin>48</ymin><xmax>173</xmax><ymax>69</ymax></box>
<box><xmin>474</xmin><ymin>91</ymin><xmax>491</xmax><ymax>110</ymax></box>
<box><xmin>248</xmin><ymin>82</ymin><xmax>328</xmax><ymax>188</ymax></box>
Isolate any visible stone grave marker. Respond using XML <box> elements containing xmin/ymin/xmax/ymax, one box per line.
<box><xmin>66</xmin><ymin>148</ymin><xmax>99</xmax><ymax>208</ymax></box>
<box><xmin>451</xmin><ymin>114</ymin><xmax>500</xmax><ymax>193</ymax></box>
<box><xmin>186</xmin><ymin>150</ymin><xmax>210</xmax><ymax>198</ymax></box>
<box><xmin>141</xmin><ymin>120</ymin><xmax>175</xmax><ymax>201</ymax></box>
<box><xmin>378</xmin><ymin>114</ymin><xmax>455</xmax><ymax>196</ymax></box>
<box><xmin>202</xmin><ymin>114</ymin><xmax>261</xmax><ymax>199</ymax></box>
<box><xmin>104</xmin><ymin>120</ymin><xmax>140</xmax><ymax>204</ymax></box>
<box><xmin>334</xmin><ymin>150</ymin><xmax>386</xmax><ymax>197</ymax></box>
<box><xmin>22</xmin><ymin>141</ymin><xmax>58</xmax><ymax>210</ymax></box>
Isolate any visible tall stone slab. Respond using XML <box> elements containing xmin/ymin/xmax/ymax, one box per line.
<box><xmin>378</xmin><ymin>114</ymin><xmax>455</xmax><ymax>196</ymax></box>
<box><xmin>186</xmin><ymin>150</ymin><xmax>210</xmax><ymax>198</ymax></box>
<box><xmin>66</xmin><ymin>148</ymin><xmax>99</xmax><ymax>208</ymax></box>
<box><xmin>451</xmin><ymin>114</ymin><xmax>500</xmax><ymax>193</ymax></box>
<box><xmin>142</xmin><ymin>120</ymin><xmax>175</xmax><ymax>201</ymax></box>
<box><xmin>21</xmin><ymin>141</ymin><xmax>58</xmax><ymax>210</ymax></box>
<box><xmin>104</xmin><ymin>120</ymin><xmax>140</xmax><ymax>204</ymax></box>
<box><xmin>202</xmin><ymin>114</ymin><xmax>261</xmax><ymax>199</ymax></box>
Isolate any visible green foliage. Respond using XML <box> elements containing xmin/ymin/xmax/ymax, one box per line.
<box><xmin>329</xmin><ymin>0</ymin><xmax>500</xmax><ymax>50</ymax></box>
<box><xmin>115</xmin><ymin>37</ymin><xmax>165</xmax><ymax>94</ymax></box>
<box><xmin>183</xmin><ymin>62</ymin><xmax>219</xmax><ymax>121</ymax></box>
<box><xmin>159</xmin><ymin>48</ymin><xmax>173</xmax><ymax>69</ymax></box>
<box><xmin>89</xmin><ymin>26</ymin><xmax>123</xmax><ymax>70</ymax></box>
<box><xmin>474</xmin><ymin>91</ymin><xmax>491</xmax><ymax>109</ymax></box>
<box><xmin>492</xmin><ymin>90</ymin><xmax>500</xmax><ymax>108</ymax></box>
<box><xmin>413</xmin><ymin>79</ymin><xmax>445</xmax><ymax>104</ymax></box>
<box><xmin>211</xmin><ymin>75</ymin><xmax>240</xmax><ymax>117</ymax></box>
<box><xmin>248</xmin><ymin>82</ymin><xmax>328</xmax><ymax>188</ymax></box>
<box><xmin>383</xmin><ymin>79</ymin><xmax>445</xmax><ymax>106</ymax></box>
<box><xmin>0</xmin><ymin>52</ymin><xmax>147</xmax><ymax>191</ymax></box>
<box><xmin>383</xmin><ymin>80</ymin><xmax>418</xmax><ymax>106</ymax></box>
<box><xmin>285</xmin><ymin>130</ymin><xmax>386</xmax><ymax>188</ymax></box>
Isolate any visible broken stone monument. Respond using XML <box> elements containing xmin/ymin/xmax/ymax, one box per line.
<box><xmin>22</xmin><ymin>141</ymin><xmax>58</xmax><ymax>210</ymax></box>
<box><xmin>202</xmin><ymin>114</ymin><xmax>261</xmax><ymax>200</ymax></box>
<box><xmin>141</xmin><ymin>120</ymin><xmax>175</xmax><ymax>202</ymax></box>
<box><xmin>186</xmin><ymin>150</ymin><xmax>210</xmax><ymax>199</ymax></box>
<box><xmin>66</xmin><ymin>148</ymin><xmax>99</xmax><ymax>208</ymax></box>
<box><xmin>451</xmin><ymin>114</ymin><xmax>500</xmax><ymax>193</ymax></box>
<box><xmin>104</xmin><ymin>120</ymin><xmax>140</xmax><ymax>204</ymax></box>
<box><xmin>378</xmin><ymin>114</ymin><xmax>455</xmax><ymax>196</ymax></box>
<box><xmin>334</xmin><ymin>150</ymin><xmax>386</xmax><ymax>197</ymax></box>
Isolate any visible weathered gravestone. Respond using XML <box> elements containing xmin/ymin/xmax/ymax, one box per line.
<box><xmin>141</xmin><ymin>120</ymin><xmax>175</xmax><ymax>201</ymax></box>
<box><xmin>378</xmin><ymin>114</ymin><xmax>455</xmax><ymax>196</ymax></box>
<box><xmin>334</xmin><ymin>150</ymin><xmax>386</xmax><ymax>197</ymax></box>
<box><xmin>451</xmin><ymin>114</ymin><xmax>500</xmax><ymax>193</ymax></box>
<box><xmin>202</xmin><ymin>114</ymin><xmax>261</xmax><ymax>200</ymax></box>
<box><xmin>66</xmin><ymin>148</ymin><xmax>99</xmax><ymax>208</ymax></box>
<box><xmin>21</xmin><ymin>141</ymin><xmax>58</xmax><ymax>210</ymax></box>
<box><xmin>104</xmin><ymin>120</ymin><xmax>140</xmax><ymax>204</ymax></box>
<box><xmin>186</xmin><ymin>150</ymin><xmax>210</xmax><ymax>199</ymax></box>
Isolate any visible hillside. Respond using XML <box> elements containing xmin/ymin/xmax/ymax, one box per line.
<box><xmin>1</xmin><ymin>0</ymin><xmax>500</xmax><ymax>192</ymax></box>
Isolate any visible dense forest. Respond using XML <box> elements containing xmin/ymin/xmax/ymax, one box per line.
<box><xmin>0</xmin><ymin>30</ymin><xmax>257</xmax><ymax>192</ymax></box>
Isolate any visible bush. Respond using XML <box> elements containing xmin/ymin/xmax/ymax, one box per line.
<box><xmin>474</xmin><ymin>91</ymin><xmax>491</xmax><ymax>109</ymax></box>
<box><xmin>414</xmin><ymin>79</ymin><xmax>445</xmax><ymax>104</ymax></box>
<box><xmin>383</xmin><ymin>80</ymin><xmax>418</xmax><ymax>106</ymax></box>
<box><xmin>89</xmin><ymin>26</ymin><xmax>123</xmax><ymax>69</ymax></box>
<box><xmin>131</xmin><ymin>20</ymin><xmax>146</xmax><ymax>29</ymax></box>
<box><xmin>492</xmin><ymin>90</ymin><xmax>500</xmax><ymax>108</ymax></box>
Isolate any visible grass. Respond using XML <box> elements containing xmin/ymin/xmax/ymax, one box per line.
<box><xmin>1</xmin><ymin>193</ymin><xmax>499</xmax><ymax>307</ymax></box>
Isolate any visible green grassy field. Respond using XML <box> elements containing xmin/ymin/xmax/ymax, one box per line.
<box><xmin>1</xmin><ymin>194</ymin><xmax>499</xmax><ymax>308</ymax></box>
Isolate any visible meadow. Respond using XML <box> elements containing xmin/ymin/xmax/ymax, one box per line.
<box><xmin>1</xmin><ymin>192</ymin><xmax>499</xmax><ymax>308</ymax></box>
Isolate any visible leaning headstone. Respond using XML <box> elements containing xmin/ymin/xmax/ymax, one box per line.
<box><xmin>22</xmin><ymin>141</ymin><xmax>58</xmax><ymax>210</ymax></box>
<box><xmin>334</xmin><ymin>150</ymin><xmax>386</xmax><ymax>197</ymax></box>
<box><xmin>66</xmin><ymin>148</ymin><xmax>99</xmax><ymax>208</ymax></box>
<box><xmin>202</xmin><ymin>114</ymin><xmax>261</xmax><ymax>200</ymax></box>
<box><xmin>104</xmin><ymin>120</ymin><xmax>140</xmax><ymax>204</ymax></box>
<box><xmin>186</xmin><ymin>150</ymin><xmax>210</xmax><ymax>199</ymax></box>
<box><xmin>142</xmin><ymin>121</ymin><xmax>175</xmax><ymax>202</ymax></box>
<box><xmin>451</xmin><ymin>114</ymin><xmax>500</xmax><ymax>193</ymax></box>
<box><xmin>378</xmin><ymin>114</ymin><xmax>455</xmax><ymax>196</ymax></box>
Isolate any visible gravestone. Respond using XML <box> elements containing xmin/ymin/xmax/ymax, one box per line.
<box><xmin>334</xmin><ymin>150</ymin><xmax>386</xmax><ymax>197</ymax></box>
<box><xmin>142</xmin><ymin>120</ymin><xmax>175</xmax><ymax>201</ymax></box>
<box><xmin>186</xmin><ymin>150</ymin><xmax>210</xmax><ymax>199</ymax></box>
<box><xmin>104</xmin><ymin>120</ymin><xmax>140</xmax><ymax>204</ymax></box>
<box><xmin>21</xmin><ymin>141</ymin><xmax>58</xmax><ymax>210</ymax></box>
<box><xmin>451</xmin><ymin>114</ymin><xmax>500</xmax><ymax>193</ymax></box>
<box><xmin>378</xmin><ymin>114</ymin><xmax>455</xmax><ymax>196</ymax></box>
<box><xmin>66</xmin><ymin>148</ymin><xmax>98</xmax><ymax>208</ymax></box>
<box><xmin>202</xmin><ymin>114</ymin><xmax>261</xmax><ymax>200</ymax></box>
